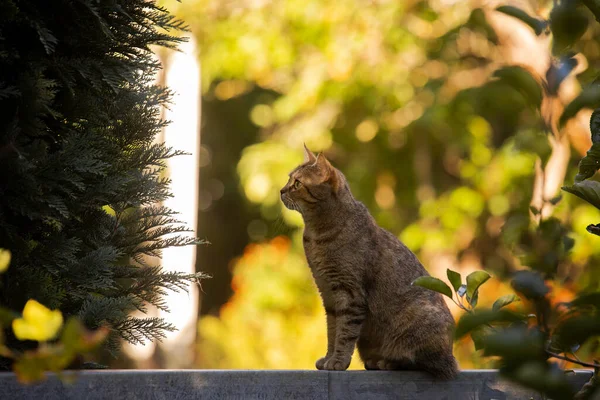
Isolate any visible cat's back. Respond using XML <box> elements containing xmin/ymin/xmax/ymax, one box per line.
<box><xmin>371</xmin><ymin>226</ymin><xmax>429</xmax><ymax>280</ymax></box>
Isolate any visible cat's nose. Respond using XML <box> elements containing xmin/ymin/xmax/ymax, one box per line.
<box><xmin>280</xmin><ymin>188</ymin><xmax>286</xmax><ymax>195</ymax></box>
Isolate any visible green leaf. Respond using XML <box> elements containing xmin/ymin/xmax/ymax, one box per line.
<box><xmin>552</xmin><ymin>315</ymin><xmax>600</xmax><ymax>351</ymax></box>
<box><xmin>466</xmin><ymin>271</ymin><xmax>490</xmax><ymax>300</ymax></box>
<box><xmin>493</xmin><ymin>294</ymin><xmax>520</xmax><ymax>312</ymax></box>
<box><xmin>470</xmin><ymin>326</ymin><xmax>493</xmax><ymax>351</ymax></box>
<box><xmin>467</xmin><ymin>290</ymin><xmax>479</xmax><ymax>308</ymax></box>
<box><xmin>447</xmin><ymin>269</ymin><xmax>462</xmax><ymax>292</ymax></box>
<box><xmin>483</xmin><ymin>326</ymin><xmax>545</xmax><ymax>361</ymax></box>
<box><xmin>32</xmin><ymin>22</ymin><xmax>58</xmax><ymax>55</ymax></box>
<box><xmin>563</xmin><ymin>235</ymin><xmax>575</xmax><ymax>252</ymax></box>
<box><xmin>549</xmin><ymin>194</ymin><xmax>562</xmax><ymax>205</ymax></box>
<box><xmin>455</xmin><ymin>309</ymin><xmax>523</xmax><ymax>339</ymax></box>
<box><xmin>587</xmin><ymin>224</ymin><xmax>600</xmax><ymax>236</ymax></box>
<box><xmin>591</xmin><ymin>108</ymin><xmax>600</xmax><ymax>143</ymax></box>
<box><xmin>496</xmin><ymin>6</ymin><xmax>547</xmax><ymax>35</ymax></box>
<box><xmin>537</xmin><ymin>218</ymin><xmax>567</xmax><ymax>253</ymax></box>
<box><xmin>563</xmin><ymin>180</ymin><xmax>600</xmax><ymax>209</ymax></box>
<box><xmin>550</xmin><ymin>4</ymin><xmax>589</xmax><ymax>55</ymax></box>
<box><xmin>412</xmin><ymin>276</ymin><xmax>453</xmax><ymax>299</ymax></box>
<box><xmin>560</xmin><ymin>85</ymin><xmax>600</xmax><ymax>128</ymax></box>
<box><xmin>573</xmin><ymin>143</ymin><xmax>600</xmax><ymax>182</ymax></box>
<box><xmin>502</xmin><ymin>361</ymin><xmax>575</xmax><ymax>400</ymax></box>
<box><xmin>493</xmin><ymin>66</ymin><xmax>543</xmax><ymax>108</ymax></box>
<box><xmin>569</xmin><ymin>292</ymin><xmax>600</xmax><ymax>309</ymax></box>
<box><xmin>511</xmin><ymin>270</ymin><xmax>549</xmax><ymax>299</ymax></box>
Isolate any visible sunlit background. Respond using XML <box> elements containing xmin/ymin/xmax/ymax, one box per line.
<box><xmin>124</xmin><ymin>0</ymin><xmax>600</xmax><ymax>369</ymax></box>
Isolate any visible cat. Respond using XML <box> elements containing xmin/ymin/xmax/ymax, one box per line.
<box><xmin>279</xmin><ymin>145</ymin><xmax>458</xmax><ymax>380</ymax></box>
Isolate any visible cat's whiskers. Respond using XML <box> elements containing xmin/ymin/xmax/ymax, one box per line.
<box><xmin>272</xmin><ymin>215</ymin><xmax>287</xmax><ymax>235</ymax></box>
<box><xmin>292</xmin><ymin>199</ymin><xmax>302</xmax><ymax>213</ymax></box>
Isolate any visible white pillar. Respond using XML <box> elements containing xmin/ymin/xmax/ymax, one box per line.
<box><xmin>157</xmin><ymin>36</ymin><xmax>201</xmax><ymax>368</ymax></box>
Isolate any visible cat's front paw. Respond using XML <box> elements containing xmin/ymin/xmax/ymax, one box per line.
<box><xmin>315</xmin><ymin>354</ymin><xmax>331</xmax><ymax>370</ymax></box>
<box><xmin>323</xmin><ymin>355</ymin><xmax>351</xmax><ymax>371</ymax></box>
<box><xmin>315</xmin><ymin>356</ymin><xmax>330</xmax><ymax>370</ymax></box>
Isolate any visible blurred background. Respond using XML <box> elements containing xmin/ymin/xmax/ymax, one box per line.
<box><xmin>125</xmin><ymin>0</ymin><xmax>600</xmax><ymax>370</ymax></box>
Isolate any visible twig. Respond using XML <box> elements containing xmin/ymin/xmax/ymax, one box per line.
<box><xmin>451</xmin><ymin>298</ymin><xmax>468</xmax><ymax>311</ymax></box>
<box><xmin>546</xmin><ymin>350</ymin><xmax>600</xmax><ymax>369</ymax></box>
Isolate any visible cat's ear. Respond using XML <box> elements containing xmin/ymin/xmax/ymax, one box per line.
<box><xmin>303</xmin><ymin>143</ymin><xmax>317</xmax><ymax>164</ymax></box>
<box><xmin>316</xmin><ymin>153</ymin><xmax>340</xmax><ymax>192</ymax></box>
<box><xmin>315</xmin><ymin>152</ymin><xmax>332</xmax><ymax>171</ymax></box>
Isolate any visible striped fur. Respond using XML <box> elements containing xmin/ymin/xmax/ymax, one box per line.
<box><xmin>280</xmin><ymin>147</ymin><xmax>458</xmax><ymax>379</ymax></box>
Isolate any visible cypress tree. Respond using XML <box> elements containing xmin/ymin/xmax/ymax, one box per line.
<box><xmin>0</xmin><ymin>0</ymin><xmax>205</xmax><ymax>362</ymax></box>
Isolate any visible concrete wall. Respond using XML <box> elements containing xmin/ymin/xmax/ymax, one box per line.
<box><xmin>0</xmin><ymin>370</ymin><xmax>592</xmax><ymax>400</ymax></box>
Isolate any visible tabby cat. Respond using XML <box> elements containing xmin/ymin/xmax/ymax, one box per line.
<box><xmin>279</xmin><ymin>145</ymin><xmax>458</xmax><ymax>379</ymax></box>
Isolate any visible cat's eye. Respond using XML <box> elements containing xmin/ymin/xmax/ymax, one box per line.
<box><xmin>293</xmin><ymin>180</ymin><xmax>302</xmax><ymax>189</ymax></box>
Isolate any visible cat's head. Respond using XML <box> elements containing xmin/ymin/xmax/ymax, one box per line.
<box><xmin>280</xmin><ymin>144</ymin><xmax>345</xmax><ymax>214</ymax></box>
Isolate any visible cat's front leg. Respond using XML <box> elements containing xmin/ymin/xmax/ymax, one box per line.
<box><xmin>316</xmin><ymin>308</ymin><xmax>336</xmax><ymax>370</ymax></box>
<box><xmin>323</xmin><ymin>290</ymin><xmax>366</xmax><ymax>371</ymax></box>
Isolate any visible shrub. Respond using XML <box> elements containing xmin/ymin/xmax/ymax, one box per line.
<box><xmin>0</xmin><ymin>0</ymin><xmax>206</xmax><ymax>367</ymax></box>
<box><xmin>415</xmin><ymin>2</ymin><xmax>600</xmax><ymax>398</ymax></box>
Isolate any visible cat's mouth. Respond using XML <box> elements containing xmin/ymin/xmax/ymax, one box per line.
<box><xmin>281</xmin><ymin>194</ymin><xmax>299</xmax><ymax>212</ymax></box>
<box><xmin>281</xmin><ymin>193</ymin><xmax>292</xmax><ymax>209</ymax></box>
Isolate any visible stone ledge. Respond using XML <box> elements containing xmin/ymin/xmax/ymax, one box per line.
<box><xmin>0</xmin><ymin>369</ymin><xmax>592</xmax><ymax>400</ymax></box>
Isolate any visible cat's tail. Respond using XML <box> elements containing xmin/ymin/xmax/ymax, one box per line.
<box><xmin>418</xmin><ymin>352</ymin><xmax>459</xmax><ymax>380</ymax></box>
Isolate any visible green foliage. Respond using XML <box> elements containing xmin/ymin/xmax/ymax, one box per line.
<box><xmin>447</xmin><ymin>269</ymin><xmax>462</xmax><ymax>292</ymax></box>
<box><xmin>418</xmin><ymin>261</ymin><xmax>599</xmax><ymax>399</ymax></box>
<box><xmin>466</xmin><ymin>271</ymin><xmax>490</xmax><ymax>301</ymax></box>
<box><xmin>415</xmin><ymin>270</ymin><xmax>491</xmax><ymax>311</ymax></box>
<box><xmin>9</xmin><ymin>318</ymin><xmax>107</xmax><ymax>383</ymax></box>
<box><xmin>187</xmin><ymin>0</ymin><xmax>600</xmax><ymax>393</ymax></box>
<box><xmin>550</xmin><ymin>4</ymin><xmax>589</xmax><ymax>54</ymax></box>
<box><xmin>0</xmin><ymin>253</ymin><xmax>106</xmax><ymax>382</ymax></box>
<box><xmin>563</xmin><ymin>70</ymin><xmax>600</xmax><ymax>244</ymax></box>
<box><xmin>492</xmin><ymin>294</ymin><xmax>519</xmax><ymax>312</ymax></box>
<box><xmin>502</xmin><ymin>360</ymin><xmax>575</xmax><ymax>400</ymax></box>
<box><xmin>417</xmin><ymin>114</ymin><xmax>600</xmax><ymax>396</ymax></box>
<box><xmin>511</xmin><ymin>270</ymin><xmax>550</xmax><ymax>299</ymax></box>
<box><xmin>417</xmin><ymin>178</ymin><xmax>599</xmax><ymax>397</ymax></box>
<box><xmin>418</xmin><ymin>210</ymin><xmax>597</xmax><ymax>400</ymax></box>
<box><xmin>0</xmin><ymin>0</ymin><xmax>206</xmax><ymax>365</ymax></box>
<box><xmin>563</xmin><ymin>110</ymin><xmax>600</xmax><ymax>183</ymax></box>
<box><xmin>453</xmin><ymin>308</ymin><xmax>523</xmax><ymax>339</ymax></box>
<box><xmin>560</xmin><ymin>86</ymin><xmax>600</xmax><ymax>128</ymax></box>
<box><xmin>493</xmin><ymin>67</ymin><xmax>543</xmax><ymax>108</ymax></box>
<box><xmin>412</xmin><ymin>276</ymin><xmax>453</xmax><ymax>299</ymax></box>
<box><xmin>503</xmin><ymin>215</ymin><xmax>573</xmax><ymax>276</ymax></box>
<box><xmin>563</xmin><ymin>181</ymin><xmax>600</xmax><ymax>209</ymax></box>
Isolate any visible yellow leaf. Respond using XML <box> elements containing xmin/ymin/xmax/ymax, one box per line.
<box><xmin>0</xmin><ymin>249</ymin><xmax>10</xmax><ymax>273</ymax></box>
<box><xmin>13</xmin><ymin>300</ymin><xmax>63</xmax><ymax>342</ymax></box>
